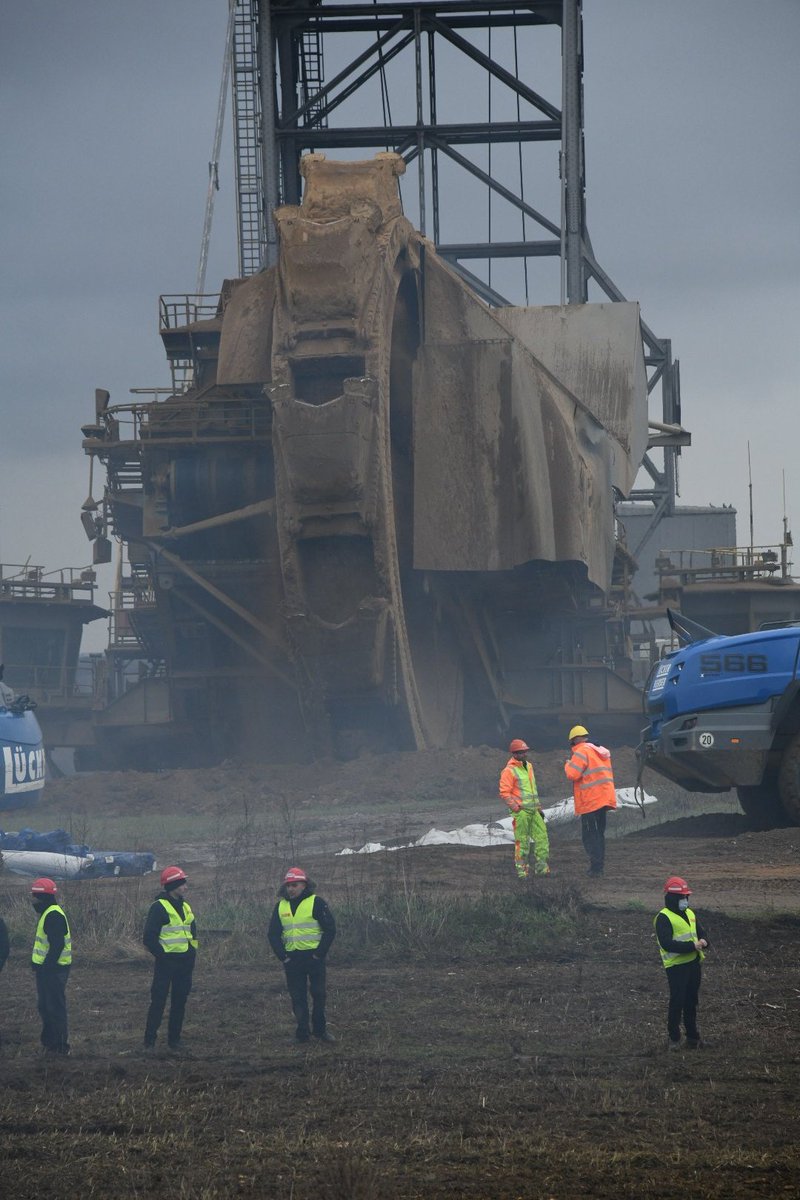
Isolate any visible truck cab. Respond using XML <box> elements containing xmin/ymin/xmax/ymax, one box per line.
<box><xmin>638</xmin><ymin>613</ymin><xmax>800</xmax><ymax>825</ymax></box>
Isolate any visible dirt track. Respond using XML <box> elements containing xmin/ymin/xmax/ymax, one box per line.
<box><xmin>1</xmin><ymin>747</ymin><xmax>800</xmax><ymax>1197</ymax></box>
<box><xmin>22</xmin><ymin>742</ymin><xmax>800</xmax><ymax>914</ymax></box>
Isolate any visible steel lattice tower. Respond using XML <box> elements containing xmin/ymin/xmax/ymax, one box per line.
<box><xmin>230</xmin><ymin>0</ymin><xmax>684</xmax><ymax>535</ymax></box>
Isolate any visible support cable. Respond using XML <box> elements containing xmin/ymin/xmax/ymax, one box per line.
<box><xmin>196</xmin><ymin>0</ymin><xmax>235</xmax><ymax>296</ymax></box>
<box><xmin>487</xmin><ymin>21</ymin><xmax>492</xmax><ymax>293</ymax></box>
<box><xmin>373</xmin><ymin>0</ymin><xmax>391</xmax><ymax>142</ymax></box>
<box><xmin>372</xmin><ymin>0</ymin><xmax>403</xmax><ymax>212</ymax></box>
<box><xmin>513</xmin><ymin>15</ymin><xmax>530</xmax><ymax>304</ymax></box>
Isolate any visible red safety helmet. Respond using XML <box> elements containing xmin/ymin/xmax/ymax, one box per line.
<box><xmin>283</xmin><ymin>866</ymin><xmax>308</xmax><ymax>884</ymax></box>
<box><xmin>161</xmin><ymin>865</ymin><xmax>188</xmax><ymax>888</ymax></box>
<box><xmin>508</xmin><ymin>738</ymin><xmax>530</xmax><ymax>754</ymax></box>
<box><xmin>31</xmin><ymin>877</ymin><xmax>58</xmax><ymax>897</ymax></box>
<box><xmin>664</xmin><ymin>875</ymin><xmax>692</xmax><ymax>896</ymax></box>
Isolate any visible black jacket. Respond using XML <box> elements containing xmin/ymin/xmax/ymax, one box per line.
<box><xmin>268</xmin><ymin>885</ymin><xmax>336</xmax><ymax>962</ymax></box>
<box><xmin>143</xmin><ymin>891</ymin><xmax>197</xmax><ymax>964</ymax></box>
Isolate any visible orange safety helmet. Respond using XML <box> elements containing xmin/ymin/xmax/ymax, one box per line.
<box><xmin>31</xmin><ymin>877</ymin><xmax>58</xmax><ymax>897</ymax></box>
<box><xmin>664</xmin><ymin>875</ymin><xmax>692</xmax><ymax>896</ymax></box>
<box><xmin>508</xmin><ymin>738</ymin><xmax>530</xmax><ymax>754</ymax></box>
<box><xmin>161</xmin><ymin>865</ymin><xmax>188</xmax><ymax>888</ymax></box>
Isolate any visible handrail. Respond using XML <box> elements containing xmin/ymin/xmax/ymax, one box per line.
<box><xmin>656</xmin><ymin>541</ymin><xmax>792</xmax><ymax>581</ymax></box>
<box><xmin>0</xmin><ymin>563</ymin><xmax>98</xmax><ymax>598</ymax></box>
<box><xmin>89</xmin><ymin>395</ymin><xmax>271</xmax><ymax>449</ymax></box>
<box><xmin>159</xmin><ymin>294</ymin><xmax>222</xmax><ymax>330</ymax></box>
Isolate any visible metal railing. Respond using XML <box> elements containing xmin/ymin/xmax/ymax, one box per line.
<box><xmin>656</xmin><ymin>542</ymin><xmax>793</xmax><ymax>585</ymax></box>
<box><xmin>1</xmin><ymin>659</ymin><xmax>102</xmax><ymax>702</ymax></box>
<box><xmin>94</xmin><ymin>397</ymin><xmax>270</xmax><ymax>452</ymax></box>
<box><xmin>0</xmin><ymin>563</ymin><xmax>98</xmax><ymax>602</ymax></box>
<box><xmin>107</xmin><ymin>585</ymin><xmax>156</xmax><ymax>653</ymax></box>
<box><xmin>159</xmin><ymin>294</ymin><xmax>221</xmax><ymax>331</ymax></box>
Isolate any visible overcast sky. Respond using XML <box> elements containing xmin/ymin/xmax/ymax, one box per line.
<box><xmin>2</xmin><ymin>1</ymin><xmax>798</xmax><ymax>651</ymax></box>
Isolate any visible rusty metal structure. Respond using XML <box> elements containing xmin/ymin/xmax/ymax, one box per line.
<box><xmin>78</xmin><ymin>2</ymin><xmax>687</xmax><ymax>764</ymax></box>
<box><xmin>0</xmin><ymin>564</ymin><xmax>107</xmax><ymax>754</ymax></box>
<box><xmin>655</xmin><ymin>529</ymin><xmax>800</xmax><ymax>639</ymax></box>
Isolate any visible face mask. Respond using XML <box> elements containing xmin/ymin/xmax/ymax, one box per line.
<box><xmin>678</xmin><ymin>898</ymin><xmax>689</xmax><ymax>911</ymax></box>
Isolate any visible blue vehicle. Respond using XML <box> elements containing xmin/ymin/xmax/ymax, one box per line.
<box><xmin>0</xmin><ymin>697</ymin><xmax>45</xmax><ymax>810</ymax></box>
<box><xmin>637</xmin><ymin>610</ymin><xmax>800</xmax><ymax>825</ymax></box>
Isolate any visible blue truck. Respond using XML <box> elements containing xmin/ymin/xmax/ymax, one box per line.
<box><xmin>637</xmin><ymin>610</ymin><xmax>800</xmax><ymax>825</ymax></box>
<box><xmin>0</xmin><ymin>693</ymin><xmax>45</xmax><ymax>810</ymax></box>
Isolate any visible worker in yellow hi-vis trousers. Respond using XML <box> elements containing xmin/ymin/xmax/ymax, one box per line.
<box><xmin>499</xmin><ymin>739</ymin><xmax>550</xmax><ymax>878</ymax></box>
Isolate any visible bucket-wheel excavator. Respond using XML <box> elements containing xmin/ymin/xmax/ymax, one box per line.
<box><xmin>77</xmin><ymin>1</ymin><xmax>690</xmax><ymax>767</ymax></box>
<box><xmin>82</xmin><ymin>153</ymin><xmax>650</xmax><ymax>764</ymax></box>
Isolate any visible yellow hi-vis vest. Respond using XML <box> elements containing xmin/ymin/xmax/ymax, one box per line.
<box><xmin>513</xmin><ymin>764</ymin><xmax>539</xmax><ymax>812</ymax></box>
<box><xmin>158</xmin><ymin>898</ymin><xmax>198</xmax><ymax>954</ymax></box>
<box><xmin>32</xmin><ymin>904</ymin><xmax>72</xmax><ymax>966</ymax></box>
<box><xmin>279</xmin><ymin>894</ymin><xmax>322</xmax><ymax>952</ymax></box>
<box><xmin>654</xmin><ymin>907</ymin><xmax>705</xmax><ymax>969</ymax></box>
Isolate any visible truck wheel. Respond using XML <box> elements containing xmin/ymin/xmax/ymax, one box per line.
<box><xmin>777</xmin><ymin>735</ymin><xmax>800</xmax><ymax>825</ymax></box>
<box><xmin>736</xmin><ymin>783</ymin><xmax>788</xmax><ymax>829</ymax></box>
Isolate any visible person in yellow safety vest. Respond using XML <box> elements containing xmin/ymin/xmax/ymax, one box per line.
<box><xmin>654</xmin><ymin>875</ymin><xmax>709</xmax><ymax>1051</ymax></box>
<box><xmin>268</xmin><ymin>866</ymin><xmax>337</xmax><ymax>1043</ymax></box>
<box><xmin>30</xmin><ymin>877</ymin><xmax>72</xmax><ymax>1055</ymax></box>
<box><xmin>499</xmin><ymin>739</ymin><xmax>550</xmax><ymax>878</ymax></box>
<box><xmin>564</xmin><ymin>724</ymin><xmax>617</xmax><ymax>876</ymax></box>
<box><xmin>142</xmin><ymin>865</ymin><xmax>198</xmax><ymax>1053</ymax></box>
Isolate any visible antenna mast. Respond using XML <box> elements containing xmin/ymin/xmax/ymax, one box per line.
<box><xmin>747</xmin><ymin>441</ymin><xmax>754</xmax><ymax>558</ymax></box>
<box><xmin>196</xmin><ymin>2</ymin><xmax>235</xmax><ymax>296</ymax></box>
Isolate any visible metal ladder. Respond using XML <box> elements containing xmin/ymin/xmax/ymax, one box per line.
<box><xmin>299</xmin><ymin>21</ymin><xmax>327</xmax><ymax>130</ymax></box>
<box><xmin>231</xmin><ymin>0</ymin><xmax>265</xmax><ymax>276</ymax></box>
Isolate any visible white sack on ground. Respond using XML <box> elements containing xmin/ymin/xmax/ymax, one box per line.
<box><xmin>338</xmin><ymin>789</ymin><xmax>659</xmax><ymax>855</ymax></box>
<box><xmin>545</xmin><ymin>787</ymin><xmax>658</xmax><ymax>825</ymax></box>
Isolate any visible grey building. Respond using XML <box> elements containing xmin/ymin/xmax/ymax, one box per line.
<box><xmin>616</xmin><ymin>503</ymin><xmax>738</xmax><ymax>603</ymax></box>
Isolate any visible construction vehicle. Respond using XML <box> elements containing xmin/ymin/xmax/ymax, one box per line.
<box><xmin>81</xmin><ymin>152</ymin><xmax>652</xmax><ymax>764</ymax></box>
<box><xmin>0</xmin><ymin>563</ymin><xmax>107</xmax><ymax>797</ymax></box>
<box><xmin>0</xmin><ymin>705</ymin><xmax>45</xmax><ymax>807</ymax></box>
<box><xmin>0</xmin><ymin>677</ymin><xmax>45</xmax><ymax>808</ymax></box>
<box><xmin>75</xmin><ymin>3</ymin><xmax>689</xmax><ymax>767</ymax></box>
<box><xmin>637</xmin><ymin>609</ymin><xmax>800</xmax><ymax>826</ymax></box>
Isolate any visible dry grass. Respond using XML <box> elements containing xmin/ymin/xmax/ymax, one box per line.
<box><xmin>1</xmin><ymin>875</ymin><xmax>799</xmax><ymax>1198</ymax></box>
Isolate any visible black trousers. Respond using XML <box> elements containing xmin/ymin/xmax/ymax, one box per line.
<box><xmin>35</xmin><ymin>966</ymin><xmax>70</xmax><ymax>1053</ymax></box>
<box><xmin>284</xmin><ymin>953</ymin><xmax>327</xmax><ymax>1037</ymax></box>
<box><xmin>145</xmin><ymin>956</ymin><xmax>194</xmax><ymax>1046</ymax></box>
<box><xmin>581</xmin><ymin>807</ymin><xmax>609</xmax><ymax>871</ymax></box>
<box><xmin>665</xmin><ymin>959</ymin><xmax>702</xmax><ymax>1042</ymax></box>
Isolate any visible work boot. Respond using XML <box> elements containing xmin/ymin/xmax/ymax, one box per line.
<box><xmin>314</xmin><ymin>1031</ymin><xmax>336</xmax><ymax>1044</ymax></box>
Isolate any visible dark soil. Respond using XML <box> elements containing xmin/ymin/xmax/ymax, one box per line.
<box><xmin>1</xmin><ymin>748</ymin><xmax>800</xmax><ymax>1197</ymax></box>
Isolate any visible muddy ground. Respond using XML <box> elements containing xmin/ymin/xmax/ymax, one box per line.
<box><xmin>1</xmin><ymin>746</ymin><xmax>800</xmax><ymax>1198</ymax></box>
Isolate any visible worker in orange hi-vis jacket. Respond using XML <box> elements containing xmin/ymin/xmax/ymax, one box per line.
<box><xmin>499</xmin><ymin>739</ymin><xmax>550</xmax><ymax>879</ymax></box>
<box><xmin>564</xmin><ymin>724</ymin><xmax>617</xmax><ymax>876</ymax></box>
